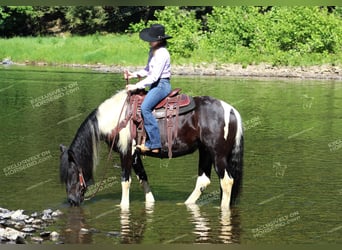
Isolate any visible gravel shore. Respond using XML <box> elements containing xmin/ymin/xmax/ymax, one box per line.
<box><xmin>4</xmin><ymin>60</ymin><xmax>342</xmax><ymax>80</ymax></box>
<box><xmin>72</xmin><ymin>63</ymin><xmax>342</xmax><ymax>80</ymax></box>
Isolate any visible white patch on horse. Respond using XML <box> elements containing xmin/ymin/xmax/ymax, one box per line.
<box><xmin>185</xmin><ymin>173</ymin><xmax>211</xmax><ymax>204</ymax></box>
<box><xmin>120</xmin><ymin>177</ymin><xmax>131</xmax><ymax>209</ymax></box>
<box><xmin>220</xmin><ymin>101</ymin><xmax>232</xmax><ymax>140</ymax></box>
<box><xmin>141</xmin><ymin>181</ymin><xmax>155</xmax><ymax>203</ymax></box>
<box><xmin>96</xmin><ymin>90</ymin><xmax>131</xmax><ymax>153</ymax></box>
<box><xmin>232</xmin><ymin>107</ymin><xmax>243</xmax><ymax>147</ymax></box>
<box><xmin>220</xmin><ymin>170</ymin><xmax>234</xmax><ymax>209</ymax></box>
<box><xmin>219</xmin><ymin>100</ymin><xmax>243</xmax><ymax>146</ymax></box>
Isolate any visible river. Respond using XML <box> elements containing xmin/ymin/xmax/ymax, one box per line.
<box><xmin>0</xmin><ymin>66</ymin><xmax>341</xmax><ymax>244</ymax></box>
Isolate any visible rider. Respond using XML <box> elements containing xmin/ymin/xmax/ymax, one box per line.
<box><xmin>125</xmin><ymin>24</ymin><xmax>172</xmax><ymax>153</ymax></box>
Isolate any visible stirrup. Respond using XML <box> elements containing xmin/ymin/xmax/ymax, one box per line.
<box><xmin>136</xmin><ymin>144</ymin><xmax>160</xmax><ymax>154</ymax></box>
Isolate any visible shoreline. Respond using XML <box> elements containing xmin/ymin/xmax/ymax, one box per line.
<box><xmin>4</xmin><ymin>61</ymin><xmax>342</xmax><ymax>80</ymax></box>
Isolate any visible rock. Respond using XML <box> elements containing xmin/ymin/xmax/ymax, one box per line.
<box><xmin>11</xmin><ymin>210</ymin><xmax>29</xmax><ymax>221</ymax></box>
<box><xmin>50</xmin><ymin>231</ymin><xmax>59</xmax><ymax>241</ymax></box>
<box><xmin>1</xmin><ymin>220</ymin><xmax>15</xmax><ymax>228</ymax></box>
<box><xmin>32</xmin><ymin>224</ymin><xmax>42</xmax><ymax>230</ymax></box>
<box><xmin>30</xmin><ymin>236</ymin><xmax>43</xmax><ymax>244</ymax></box>
<box><xmin>2</xmin><ymin>58</ymin><xmax>13</xmax><ymax>65</ymax></box>
<box><xmin>30</xmin><ymin>212</ymin><xmax>38</xmax><ymax>218</ymax></box>
<box><xmin>52</xmin><ymin>210</ymin><xmax>63</xmax><ymax>217</ymax></box>
<box><xmin>24</xmin><ymin>217</ymin><xmax>34</xmax><ymax>224</ymax></box>
<box><xmin>0</xmin><ymin>235</ymin><xmax>9</xmax><ymax>242</ymax></box>
<box><xmin>40</xmin><ymin>231</ymin><xmax>51</xmax><ymax>238</ymax></box>
<box><xmin>0</xmin><ymin>211</ymin><xmax>12</xmax><ymax>220</ymax></box>
<box><xmin>14</xmin><ymin>221</ymin><xmax>25</xmax><ymax>230</ymax></box>
<box><xmin>43</xmin><ymin>209</ymin><xmax>53</xmax><ymax>215</ymax></box>
<box><xmin>41</xmin><ymin>214</ymin><xmax>52</xmax><ymax>221</ymax></box>
<box><xmin>0</xmin><ymin>207</ymin><xmax>62</xmax><ymax>244</ymax></box>
<box><xmin>106</xmin><ymin>231</ymin><xmax>120</xmax><ymax>237</ymax></box>
<box><xmin>80</xmin><ymin>228</ymin><xmax>89</xmax><ymax>234</ymax></box>
<box><xmin>0</xmin><ymin>227</ymin><xmax>26</xmax><ymax>242</ymax></box>
<box><xmin>32</xmin><ymin>219</ymin><xmax>43</xmax><ymax>225</ymax></box>
<box><xmin>0</xmin><ymin>208</ymin><xmax>10</xmax><ymax>213</ymax></box>
<box><xmin>89</xmin><ymin>228</ymin><xmax>100</xmax><ymax>234</ymax></box>
<box><xmin>15</xmin><ymin>237</ymin><xmax>26</xmax><ymax>244</ymax></box>
<box><xmin>15</xmin><ymin>236</ymin><xmax>26</xmax><ymax>244</ymax></box>
<box><xmin>22</xmin><ymin>227</ymin><xmax>36</xmax><ymax>233</ymax></box>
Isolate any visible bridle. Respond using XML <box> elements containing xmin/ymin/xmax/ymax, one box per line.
<box><xmin>78</xmin><ymin>168</ymin><xmax>87</xmax><ymax>192</ymax></box>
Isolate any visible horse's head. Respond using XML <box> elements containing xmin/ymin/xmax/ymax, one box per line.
<box><xmin>59</xmin><ymin>144</ymin><xmax>87</xmax><ymax>206</ymax></box>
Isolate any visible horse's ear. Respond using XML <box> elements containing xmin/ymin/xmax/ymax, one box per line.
<box><xmin>60</xmin><ymin>144</ymin><xmax>67</xmax><ymax>153</ymax></box>
<box><xmin>68</xmin><ymin>149</ymin><xmax>77</xmax><ymax>163</ymax></box>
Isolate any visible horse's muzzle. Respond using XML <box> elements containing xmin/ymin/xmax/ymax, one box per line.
<box><xmin>68</xmin><ymin>195</ymin><xmax>81</xmax><ymax>207</ymax></box>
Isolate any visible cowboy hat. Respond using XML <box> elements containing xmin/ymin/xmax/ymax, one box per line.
<box><xmin>139</xmin><ymin>24</ymin><xmax>172</xmax><ymax>42</ymax></box>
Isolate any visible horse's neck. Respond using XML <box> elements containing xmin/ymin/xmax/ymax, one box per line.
<box><xmin>70</xmin><ymin>112</ymin><xmax>100</xmax><ymax>173</ymax></box>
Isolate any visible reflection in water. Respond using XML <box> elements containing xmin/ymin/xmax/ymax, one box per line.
<box><xmin>119</xmin><ymin>208</ymin><xmax>131</xmax><ymax>243</ymax></box>
<box><xmin>120</xmin><ymin>203</ymin><xmax>154</xmax><ymax>243</ymax></box>
<box><xmin>186</xmin><ymin>204</ymin><xmax>241</xmax><ymax>243</ymax></box>
<box><xmin>60</xmin><ymin>203</ymin><xmax>155</xmax><ymax>244</ymax></box>
<box><xmin>186</xmin><ymin>204</ymin><xmax>211</xmax><ymax>243</ymax></box>
<box><xmin>61</xmin><ymin>207</ymin><xmax>92</xmax><ymax>244</ymax></box>
<box><xmin>219</xmin><ymin>208</ymin><xmax>233</xmax><ymax>243</ymax></box>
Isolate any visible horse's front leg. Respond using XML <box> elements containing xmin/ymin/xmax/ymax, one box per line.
<box><xmin>120</xmin><ymin>152</ymin><xmax>133</xmax><ymax>210</ymax></box>
<box><xmin>132</xmin><ymin>151</ymin><xmax>155</xmax><ymax>204</ymax></box>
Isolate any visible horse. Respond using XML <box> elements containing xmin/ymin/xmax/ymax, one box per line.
<box><xmin>59</xmin><ymin>89</ymin><xmax>244</xmax><ymax>210</ymax></box>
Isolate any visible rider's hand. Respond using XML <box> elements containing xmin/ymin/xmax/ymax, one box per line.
<box><xmin>126</xmin><ymin>84</ymin><xmax>138</xmax><ymax>92</ymax></box>
<box><xmin>124</xmin><ymin>70</ymin><xmax>136</xmax><ymax>80</ymax></box>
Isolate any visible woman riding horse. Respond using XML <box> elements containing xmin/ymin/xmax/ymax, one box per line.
<box><xmin>125</xmin><ymin>24</ymin><xmax>172</xmax><ymax>154</ymax></box>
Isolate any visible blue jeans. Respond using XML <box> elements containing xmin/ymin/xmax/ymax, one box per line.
<box><xmin>141</xmin><ymin>78</ymin><xmax>171</xmax><ymax>149</ymax></box>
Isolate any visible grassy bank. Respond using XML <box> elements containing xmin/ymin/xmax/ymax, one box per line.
<box><xmin>0</xmin><ymin>34</ymin><xmax>147</xmax><ymax>66</ymax></box>
<box><xmin>1</xmin><ymin>34</ymin><xmax>342</xmax><ymax>67</ymax></box>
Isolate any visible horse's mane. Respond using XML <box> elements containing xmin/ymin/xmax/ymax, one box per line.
<box><xmin>68</xmin><ymin>109</ymin><xmax>100</xmax><ymax>181</ymax></box>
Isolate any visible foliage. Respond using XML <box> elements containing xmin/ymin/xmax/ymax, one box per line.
<box><xmin>0</xmin><ymin>6</ymin><xmax>41</xmax><ymax>36</ymax></box>
<box><xmin>0</xmin><ymin>6</ymin><xmax>163</xmax><ymax>37</ymax></box>
<box><xmin>129</xmin><ymin>6</ymin><xmax>202</xmax><ymax>58</ymax></box>
<box><xmin>1</xmin><ymin>6</ymin><xmax>342</xmax><ymax>66</ymax></box>
<box><xmin>262</xmin><ymin>6</ymin><xmax>342</xmax><ymax>54</ymax></box>
<box><xmin>206</xmin><ymin>6</ymin><xmax>261</xmax><ymax>54</ymax></box>
<box><xmin>64</xmin><ymin>6</ymin><xmax>107</xmax><ymax>34</ymax></box>
<box><xmin>204</xmin><ymin>6</ymin><xmax>342</xmax><ymax>65</ymax></box>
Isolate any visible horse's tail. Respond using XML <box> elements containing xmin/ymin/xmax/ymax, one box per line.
<box><xmin>228</xmin><ymin>108</ymin><xmax>244</xmax><ymax>206</ymax></box>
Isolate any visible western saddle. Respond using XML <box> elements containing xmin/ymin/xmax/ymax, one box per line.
<box><xmin>108</xmin><ymin>88</ymin><xmax>195</xmax><ymax>158</ymax></box>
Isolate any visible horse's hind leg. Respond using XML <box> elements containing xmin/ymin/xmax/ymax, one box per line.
<box><xmin>132</xmin><ymin>151</ymin><xmax>155</xmax><ymax>204</ymax></box>
<box><xmin>215</xmin><ymin>156</ymin><xmax>234</xmax><ymax>210</ymax></box>
<box><xmin>185</xmin><ymin>146</ymin><xmax>212</xmax><ymax>205</ymax></box>
<box><xmin>219</xmin><ymin>169</ymin><xmax>234</xmax><ymax>210</ymax></box>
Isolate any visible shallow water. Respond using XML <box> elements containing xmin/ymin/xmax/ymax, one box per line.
<box><xmin>0</xmin><ymin>66</ymin><xmax>341</xmax><ymax>244</ymax></box>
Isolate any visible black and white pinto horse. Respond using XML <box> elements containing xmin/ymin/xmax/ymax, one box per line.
<box><xmin>60</xmin><ymin>90</ymin><xmax>244</xmax><ymax>210</ymax></box>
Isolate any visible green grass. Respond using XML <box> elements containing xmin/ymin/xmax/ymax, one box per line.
<box><xmin>0</xmin><ymin>34</ymin><xmax>148</xmax><ymax>66</ymax></box>
<box><xmin>0</xmin><ymin>34</ymin><xmax>341</xmax><ymax>67</ymax></box>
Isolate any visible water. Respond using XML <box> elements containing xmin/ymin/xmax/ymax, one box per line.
<box><xmin>0</xmin><ymin>66</ymin><xmax>341</xmax><ymax>244</ymax></box>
